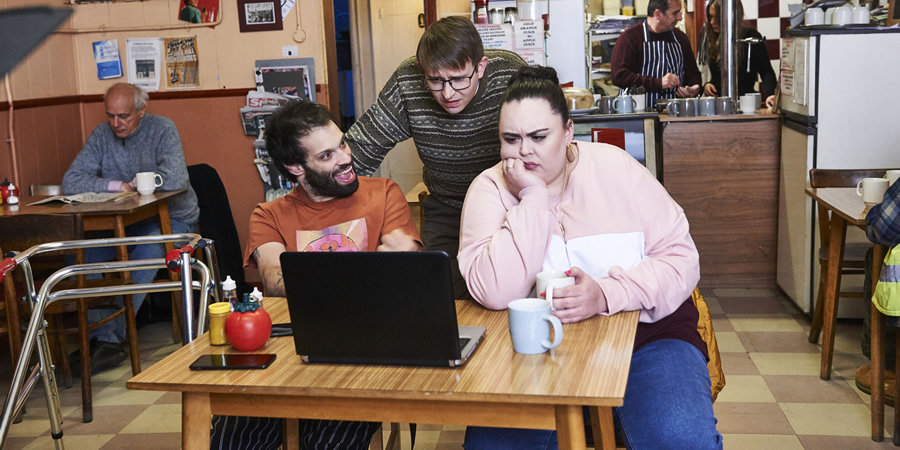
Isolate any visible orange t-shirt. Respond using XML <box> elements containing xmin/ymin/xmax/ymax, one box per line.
<box><xmin>243</xmin><ymin>177</ymin><xmax>421</xmax><ymax>268</ymax></box>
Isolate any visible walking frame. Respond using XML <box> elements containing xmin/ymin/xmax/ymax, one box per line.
<box><xmin>0</xmin><ymin>233</ymin><xmax>224</xmax><ymax>449</ymax></box>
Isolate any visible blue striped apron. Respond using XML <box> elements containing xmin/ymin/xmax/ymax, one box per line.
<box><xmin>638</xmin><ymin>21</ymin><xmax>684</xmax><ymax>110</ymax></box>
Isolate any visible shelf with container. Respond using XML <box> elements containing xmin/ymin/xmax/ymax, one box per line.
<box><xmin>585</xmin><ymin>16</ymin><xmax>640</xmax><ymax>95</ymax></box>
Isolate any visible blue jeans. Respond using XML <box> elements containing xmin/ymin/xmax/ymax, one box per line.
<box><xmin>463</xmin><ymin>339</ymin><xmax>723</xmax><ymax>450</ymax></box>
<box><xmin>84</xmin><ymin>218</ymin><xmax>196</xmax><ymax>344</ymax></box>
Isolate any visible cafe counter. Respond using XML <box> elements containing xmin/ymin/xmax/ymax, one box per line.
<box><xmin>659</xmin><ymin>111</ymin><xmax>781</xmax><ymax>288</ymax></box>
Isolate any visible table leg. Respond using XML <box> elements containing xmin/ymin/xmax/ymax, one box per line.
<box><xmin>114</xmin><ymin>216</ymin><xmax>129</xmax><ymax>280</ymax></box>
<box><xmin>283</xmin><ymin>418</ymin><xmax>300</xmax><ymax>450</ymax></box>
<box><xmin>872</xmin><ymin>244</ymin><xmax>886</xmax><ymax>441</ymax></box>
<box><xmin>820</xmin><ymin>214</ymin><xmax>847</xmax><ymax>380</ymax></box>
<box><xmin>589</xmin><ymin>406</ymin><xmax>616</xmax><ymax>450</ymax></box>
<box><xmin>555</xmin><ymin>405</ymin><xmax>586</xmax><ymax>450</ymax></box>
<box><xmin>157</xmin><ymin>201</ymin><xmax>183</xmax><ymax>343</ymax></box>
<box><xmin>183</xmin><ymin>391</ymin><xmax>211</xmax><ymax>449</ymax></box>
<box><xmin>895</xmin><ymin>331</ymin><xmax>900</xmax><ymax>446</ymax></box>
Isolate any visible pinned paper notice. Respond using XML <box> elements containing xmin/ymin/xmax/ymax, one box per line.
<box><xmin>514</xmin><ymin>20</ymin><xmax>543</xmax><ymax>50</ymax></box>
<box><xmin>93</xmin><ymin>40</ymin><xmax>123</xmax><ymax>80</ymax></box>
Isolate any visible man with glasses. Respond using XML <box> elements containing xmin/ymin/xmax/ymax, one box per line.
<box><xmin>347</xmin><ymin>16</ymin><xmax>526</xmax><ymax>300</ymax></box>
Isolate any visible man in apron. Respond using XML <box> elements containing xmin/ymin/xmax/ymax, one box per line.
<box><xmin>610</xmin><ymin>0</ymin><xmax>702</xmax><ymax>110</ymax></box>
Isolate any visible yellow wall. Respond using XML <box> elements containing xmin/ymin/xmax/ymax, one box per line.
<box><xmin>2</xmin><ymin>0</ymin><xmax>328</xmax><ymax>100</ymax></box>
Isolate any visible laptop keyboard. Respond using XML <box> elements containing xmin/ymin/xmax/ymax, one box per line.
<box><xmin>458</xmin><ymin>337</ymin><xmax>471</xmax><ymax>352</ymax></box>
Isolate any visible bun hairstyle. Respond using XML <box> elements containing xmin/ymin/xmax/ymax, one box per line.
<box><xmin>501</xmin><ymin>66</ymin><xmax>569</xmax><ymax>125</ymax></box>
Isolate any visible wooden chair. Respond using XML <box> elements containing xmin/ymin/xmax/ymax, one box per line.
<box><xmin>29</xmin><ymin>184</ymin><xmax>62</xmax><ymax>197</ymax></box>
<box><xmin>0</xmin><ymin>214</ymin><xmax>140</xmax><ymax>423</ymax></box>
<box><xmin>807</xmin><ymin>169</ymin><xmax>898</xmax><ymax>346</ymax></box>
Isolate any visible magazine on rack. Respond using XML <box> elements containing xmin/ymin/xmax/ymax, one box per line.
<box><xmin>28</xmin><ymin>192</ymin><xmax>136</xmax><ymax>206</ymax></box>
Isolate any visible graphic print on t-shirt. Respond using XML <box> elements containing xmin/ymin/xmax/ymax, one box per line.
<box><xmin>297</xmin><ymin>218</ymin><xmax>369</xmax><ymax>252</ymax></box>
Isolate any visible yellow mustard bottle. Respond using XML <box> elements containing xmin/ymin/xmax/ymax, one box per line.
<box><xmin>208</xmin><ymin>302</ymin><xmax>232</xmax><ymax>345</ymax></box>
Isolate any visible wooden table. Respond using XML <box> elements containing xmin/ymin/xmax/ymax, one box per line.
<box><xmin>805</xmin><ymin>187</ymin><xmax>889</xmax><ymax>441</ymax></box>
<box><xmin>127</xmin><ymin>298</ymin><xmax>640</xmax><ymax>450</ymax></box>
<box><xmin>1</xmin><ymin>190</ymin><xmax>186</xmax><ymax>339</ymax></box>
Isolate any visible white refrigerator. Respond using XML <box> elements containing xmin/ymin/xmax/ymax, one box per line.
<box><xmin>473</xmin><ymin>0</ymin><xmax>588</xmax><ymax>87</ymax></box>
<box><xmin>777</xmin><ymin>28</ymin><xmax>900</xmax><ymax>314</ymax></box>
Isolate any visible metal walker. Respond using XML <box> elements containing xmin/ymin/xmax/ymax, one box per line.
<box><xmin>0</xmin><ymin>233</ymin><xmax>223</xmax><ymax>448</ymax></box>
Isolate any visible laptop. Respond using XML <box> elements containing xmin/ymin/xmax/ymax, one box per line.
<box><xmin>280</xmin><ymin>251</ymin><xmax>486</xmax><ymax>367</ymax></box>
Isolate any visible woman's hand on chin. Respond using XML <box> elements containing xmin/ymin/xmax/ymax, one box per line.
<box><xmin>549</xmin><ymin>267</ymin><xmax>606</xmax><ymax>323</ymax></box>
<box><xmin>502</xmin><ymin>157</ymin><xmax>545</xmax><ymax>197</ymax></box>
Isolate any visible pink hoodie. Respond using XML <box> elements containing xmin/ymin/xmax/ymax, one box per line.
<box><xmin>458</xmin><ymin>141</ymin><xmax>700</xmax><ymax>323</ymax></box>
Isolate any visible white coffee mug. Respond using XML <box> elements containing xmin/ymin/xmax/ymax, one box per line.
<box><xmin>536</xmin><ymin>270</ymin><xmax>575</xmax><ymax>310</ymax></box>
<box><xmin>832</xmin><ymin>4</ymin><xmax>852</xmax><ymax>25</ymax></box>
<box><xmin>633</xmin><ymin>94</ymin><xmax>646</xmax><ymax>112</ymax></box>
<box><xmin>884</xmin><ymin>170</ymin><xmax>900</xmax><ymax>187</ymax></box>
<box><xmin>857</xmin><ymin>177</ymin><xmax>889</xmax><ymax>205</ymax></box>
<box><xmin>805</xmin><ymin>7</ymin><xmax>824</xmax><ymax>26</ymax></box>
<box><xmin>508</xmin><ymin>298</ymin><xmax>563</xmax><ymax>354</ymax></box>
<box><xmin>853</xmin><ymin>5</ymin><xmax>870</xmax><ymax>24</ymax></box>
<box><xmin>135</xmin><ymin>172</ymin><xmax>163</xmax><ymax>196</ymax></box>
<box><xmin>740</xmin><ymin>95</ymin><xmax>756</xmax><ymax>114</ymax></box>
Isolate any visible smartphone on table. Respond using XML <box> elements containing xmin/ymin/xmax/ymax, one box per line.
<box><xmin>189</xmin><ymin>353</ymin><xmax>276</xmax><ymax>370</ymax></box>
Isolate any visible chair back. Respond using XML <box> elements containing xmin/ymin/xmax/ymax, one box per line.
<box><xmin>29</xmin><ymin>184</ymin><xmax>62</xmax><ymax>197</ymax></box>
<box><xmin>187</xmin><ymin>164</ymin><xmax>247</xmax><ymax>294</ymax></box>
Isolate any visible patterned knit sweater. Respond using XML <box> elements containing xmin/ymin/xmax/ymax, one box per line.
<box><xmin>347</xmin><ymin>49</ymin><xmax>527</xmax><ymax>209</ymax></box>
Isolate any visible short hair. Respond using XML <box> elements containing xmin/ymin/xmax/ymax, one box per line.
<box><xmin>648</xmin><ymin>0</ymin><xmax>673</xmax><ymax>16</ymax></box>
<box><xmin>416</xmin><ymin>16</ymin><xmax>484</xmax><ymax>73</ymax></box>
<box><xmin>104</xmin><ymin>83</ymin><xmax>149</xmax><ymax>110</ymax></box>
<box><xmin>264</xmin><ymin>100</ymin><xmax>336</xmax><ymax>183</ymax></box>
<box><xmin>501</xmin><ymin>66</ymin><xmax>569</xmax><ymax>126</ymax></box>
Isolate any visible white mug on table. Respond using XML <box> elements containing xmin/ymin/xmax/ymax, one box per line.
<box><xmin>633</xmin><ymin>94</ymin><xmax>646</xmax><ymax>112</ymax></box>
<box><xmin>135</xmin><ymin>172</ymin><xmax>163</xmax><ymax>196</ymax></box>
<box><xmin>536</xmin><ymin>270</ymin><xmax>575</xmax><ymax>310</ymax></box>
<box><xmin>857</xmin><ymin>177</ymin><xmax>889</xmax><ymax>205</ymax></box>
<box><xmin>739</xmin><ymin>95</ymin><xmax>756</xmax><ymax>114</ymax></box>
<box><xmin>508</xmin><ymin>298</ymin><xmax>563</xmax><ymax>354</ymax></box>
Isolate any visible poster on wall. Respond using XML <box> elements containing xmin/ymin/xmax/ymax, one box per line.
<box><xmin>126</xmin><ymin>38</ymin><xmax>161</xmax><ymax>91</ymax></box>
<box><xmin>164</xmin><ymin>36</ymin><xmax>199</xmax><ymax>89</ymax></box>
<box><xmin>92</xmin><ymin>40</ymin><xmax>123</xmax><ymax>80</ymax></box>
<box><xmin>254</xmin><ymin>58</ymin><xmax>316</xmax><ymax>102</ymax></box>
<box><xmin>177</xmin><ymin>0</ymin><xmax>220</xmax><ymax>24</ymax></box>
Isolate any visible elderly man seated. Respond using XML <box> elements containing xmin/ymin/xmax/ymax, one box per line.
<box><xmin>61</xmin><ymin>82</ymin><xmax>198</xmax><ymax>373</ymax></box>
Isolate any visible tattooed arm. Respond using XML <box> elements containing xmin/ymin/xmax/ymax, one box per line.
<box><xmin>252</xmin><ymin>242</ymin><xmax>287</xmax><ymax>297</ymax></box>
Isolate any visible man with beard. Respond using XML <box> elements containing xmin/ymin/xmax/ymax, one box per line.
<box><xmin>214</xmin><ymin>100</ymin><xmax>421</xmax><ymax>449</ymax></box>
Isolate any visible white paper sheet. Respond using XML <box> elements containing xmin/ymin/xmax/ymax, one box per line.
<box><xmin>126</xmin><ymin>38</ymin><xmax>162</xmax><ymax>91</ymax></box>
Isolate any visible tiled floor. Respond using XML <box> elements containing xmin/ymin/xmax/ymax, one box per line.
<box><xmin>2</xmin><ymin>287</ymin><xmax>899</xmax><ymax>449</ymax></box>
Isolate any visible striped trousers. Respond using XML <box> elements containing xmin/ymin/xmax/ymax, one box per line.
<box><xmin>209</xmin><ymin>415</ymin><xmax>380</xmax><ymax>450</ymax></box>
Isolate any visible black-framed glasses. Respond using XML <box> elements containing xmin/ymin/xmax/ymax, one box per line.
<box><xmin>424</xmin><ymin>66</ymin><xmax>478</xmax><ymax>92</ymax></box>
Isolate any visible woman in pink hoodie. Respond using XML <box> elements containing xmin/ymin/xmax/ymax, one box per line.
<box><xmin>458</xmin><ymin>66</ymin><xmax>722</xmax><ymax>449</ymax></box>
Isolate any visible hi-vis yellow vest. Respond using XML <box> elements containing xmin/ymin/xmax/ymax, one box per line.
<box><xmin>873</xmin><ymin>245</ymin><xmax>900</xmax><ymax>316</ymax></box>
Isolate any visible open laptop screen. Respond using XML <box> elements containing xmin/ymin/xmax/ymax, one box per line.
<box><xmin>280</xmin><ymin>251</ymin><xmax>466</xmax><ymax>366</ymax></box>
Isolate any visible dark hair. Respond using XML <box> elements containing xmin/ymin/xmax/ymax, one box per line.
<box><xmin>501</xmin><ymin>66</ymin><xmax>569</xmax><ymax>126</ymax></box>
<box><xmin>648</xmin><ymin>0</ymin><xmax>672</xmax><ymax>16</ymax></box>
<box><xmin>706</xmin><ymin>0</ymin><xmax>746</xmax><ymax>65</ymax></box>
<box><xmin>416</xmin><ymin>16</ymin><xmax>484</xmax><ymax>73</ymax></box>
<box><xmin>264</xmin><ymin>100</ymin><xmax>336</xmax><ymax>183</ymax></box>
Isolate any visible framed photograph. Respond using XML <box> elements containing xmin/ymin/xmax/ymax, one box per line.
<box><xmin>890</xmin><ymin>0</ymin><xmax>900</xmax><ymax>27</ymax></box>
<box><xmin>237</xmin><ymin>0</ymin><xmax>282</xmax><ymax>33</ymax></box>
